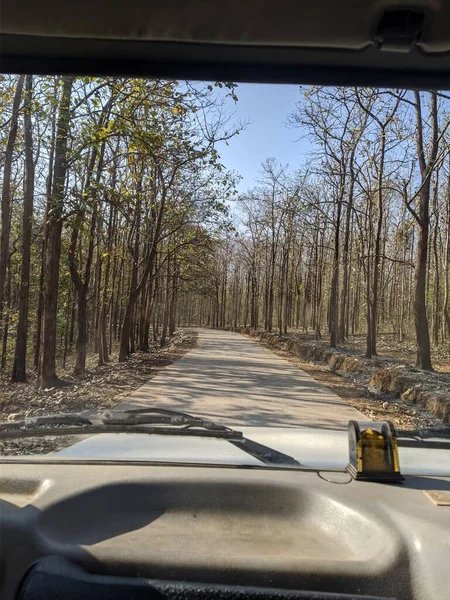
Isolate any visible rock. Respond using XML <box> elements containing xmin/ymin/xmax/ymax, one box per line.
<box><xmin>382</xmin><ymin>402</ymin><xmax>389</xmax><ymax>409</ymax></box>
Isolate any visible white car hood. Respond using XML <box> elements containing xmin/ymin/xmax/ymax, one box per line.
<box><xmin>56</xmin><ymin>426</ymin><xmax>450</xmax><ymax>476</ymax></box>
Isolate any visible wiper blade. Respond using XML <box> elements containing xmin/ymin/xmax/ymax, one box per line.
<box><xmin>0</xmin><ymin>407</ymin><xmax>301</xmax><ymax>467</ymax></box>
<box><xmin>396</xmin><ymin>426</ymin><xmax>450</xmax><ymax>450</ymax></box>
<box><xmin>396</xmin><ymin>426</ymin><xmax>450</xmax><ymax>440</ymax></box>
<box><xmin>0</xmin><ymin>424</ymin><xmax>242</xmax><ymax>440</ymax></box>
<box><xmin>0</xmin><ymin>407</ymin><xmax>241</xmax><ymax>439</ymax></box>
<box><xmin>100</xmin><ymin>406</ymin><xmax>235</xmax><ymax>432</ymax></box>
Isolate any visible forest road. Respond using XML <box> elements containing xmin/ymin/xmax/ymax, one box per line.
<box><xmin>118</xmin><ymin>328</ymin><xmax>367</xmax><ymax>428</ymax></box>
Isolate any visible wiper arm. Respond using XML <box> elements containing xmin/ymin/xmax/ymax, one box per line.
<box><xmin>100</xmin><ymin>407</ymin><xmax>235</xmax><ymax>431</ymax></box>
<box><xmin>0</xmin><ymin>407</ymin><xmax>240</xmax><ymax>438</ymax></box>
<box><xmin>396</xmin><ymin>426</ymin><xmax>450</xmax><ymax>450</ymax></box>
<box><xmin>0</xmin><ymin>407</ymin><xmax>301</xmax><ymax>466</ymax></box>
<box><xmin>396</xmin><ymin>427</ymin><xmax>450</xmax><ymax>439</ymax></box>
<box><xmin>0</xmin><ymin>424</ymin><xmax>243</xmax><ymax>440</ymax></box>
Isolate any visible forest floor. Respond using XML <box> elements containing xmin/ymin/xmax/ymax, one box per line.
<box><xmin>284</xmin><ymin>331</ymin><xmax>450</xmax><ymax>373</ymax></box>
<box><xmin>252</xmin><ymin>332</ymin><xmax>449</xmax><ymax>431</ymax></box>
<box><xmin>340</xmin><ymin>334</ymin><xmax>450</xmax><ymax>374</ymax></box>
<box><xmin>0</xmin><ymin>330</ymin><xmax>198</xmax><ymax>455</ymax></box>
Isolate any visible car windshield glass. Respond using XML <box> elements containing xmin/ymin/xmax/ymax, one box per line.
<box><xmin>0</xmin><ymin>76</ymin><xmax>449</xmax><ymax>462</ymax></box>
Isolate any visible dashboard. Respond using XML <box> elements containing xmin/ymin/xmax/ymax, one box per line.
<box><xmin>1</xmin><ymin>461</ymin><xmax>450</xmax><ymax>600</ymax></box>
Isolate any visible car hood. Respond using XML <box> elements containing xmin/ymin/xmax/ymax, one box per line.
<box><xmin>55</xmin><ymin>426</ymin><xmax>450</xmax><ymax>476</ymax></box>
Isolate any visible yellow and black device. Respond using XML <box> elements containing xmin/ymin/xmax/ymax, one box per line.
<box><xmin>347</xmin><ymin>420</ymin><xmax>404</xmax><ymax>483</ymax></box>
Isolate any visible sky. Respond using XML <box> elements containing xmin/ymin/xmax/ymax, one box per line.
<box><xmin>217</xmin><ymin>83</ymin><xmax>309</xmax><ymax>193</ymax></box>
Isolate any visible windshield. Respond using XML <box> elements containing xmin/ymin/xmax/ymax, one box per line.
<box><xmin>0</xmin><ymin>76</ymin><xmax>449</xmax><ymax>463</ymax></box>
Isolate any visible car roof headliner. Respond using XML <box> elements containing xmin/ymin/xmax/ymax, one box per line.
<box><xmin>1</xmin><ymin>0</ymin><xmax>450</xmax><ymax>86</ymax></box>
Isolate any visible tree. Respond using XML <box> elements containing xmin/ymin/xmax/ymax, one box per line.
<box><xmin>2</xmin><ymin>76</ymin><xmax>448</xmax><ymax>383</ymax></box>
<box><xmin>0</xmin><ymin>75</ymin><xmax>24</xmax><ymax>334</ymax></box>
<box><xmin>355</xmin><ymin>89</ymin><xmax>403</xmax><ymax>357</ymax></box>
<box><xmin>38</xmin><ymin>76</ymin><xmax>74</xmax><ymax>387</ymax></box>
<box><xmin>411</xmin><ymin>92</ymin><xmax>438</xmax><ymax>370</ymax></box>
<box><xmin>444</xmin><ymin>152</ymin><xmax>450</xmax><ymax>338</ymax></box>
<box><xmin>192</xmin><ymin>86</ymin><xmax>449</xmax><ymax>370</ymax></box>
<box><xmin>11</xmin><ymin>75</ymin><xmax>34</xmax><ymax>382</ymax></box>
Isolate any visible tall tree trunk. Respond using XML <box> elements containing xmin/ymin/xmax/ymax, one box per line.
<box><xmin>34</xmin><ymin>79</ymin><xmax>57</xmax><ymax>369</ymax></box>
<box><xmin>169</xmin><ymin>264</ymin><xmax>178</xmax><ymax>337</ymax></box>
<box><xmin>412</xmin><ymin>91</ymin><xmax>437</xmax><ymax>371</ymax></box>
<box><xmin>119</xmin><ymin>191</ymin><xmax>141</xmax><ymax>361</ymax></box>
<box><xmin>98</xmin><ymin>204</ymin><xmax>115</xmax><ymax>365</ymax></box>
<box><xmin>364</xmin><ymin>194</ymin><xmax>373</xmax><ymax>358</ymax></box>
<box><xmin>160</xmin><ymin>251</ymin><xmax>171</xmax><ymax>346</ymax></box>
<box><xmin>432</xmin><ymin>176</ymin><xmax>440</xmax><ymax>346</ymax></box>
<box><xmin>0</xmin><ymin>75</ymin><xmax>24</xmax><ymax>339</ymax></box>
<box><xmin>38</xmin><ymin>76</ymin><xmax>74</xmax><ymax>388</ymax></box>
<box><xmin>370</xmin><ymin>128</ymin><xmax>387</xmax><ymax>356</ymax></box>
<box><xmin>12</xmin><ymin>75</ymin><xmax>34</xmax><ymax>382</ymax></box>
<box><xmin>1</xmin><ymin>254</ymin><xmax>14</xmax><ymax>369</ymax></box>
<box><xmin>330</xmin><ymin>197</ymin><xmax>342</xmax><ymax>347</ymax></box>
<box><xmin>339</xmin><ymin>148</ymin><xmax>355</xmax><ymax>342</ymax></box>
<box><xmin>62</xmin><ymin>282</ymin><xmax>73</xmax><ymax>369</ymax></box>
<box><xmin>443</xmin><ymin>155</ymin><xmax>450</xmax><ymax>337</ymax></box>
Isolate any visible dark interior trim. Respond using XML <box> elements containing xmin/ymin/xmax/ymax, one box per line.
<box><xmin>2</xmin><ymin>34</ymin><xmax>450</xmax><ymax>87</ymax></box>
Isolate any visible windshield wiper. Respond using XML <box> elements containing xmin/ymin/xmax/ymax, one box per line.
<box><xmin>0</xmin><ymin>407</ymin><xmax>301</xmax><ymax>466</ymax></box>
<box><xmin>396</xmin><ymin>426</ymin><xmax>450</xmax><ymax>450</ymax></box>
<box><xmin>0</xmin><ymin>407</ymin><xmax>241</xmax><ymax>439</ymax></box>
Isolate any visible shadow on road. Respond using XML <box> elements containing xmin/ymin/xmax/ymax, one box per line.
<box><xmin>118</xmin><ymin>329</ymin><xmax>367</xmax><ymax>429</ymax></box>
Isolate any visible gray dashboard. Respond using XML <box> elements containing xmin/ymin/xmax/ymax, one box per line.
<box><xmin>1</xmin><ymin>462</ymin><xmax>449</xmax><ymax>600</ymax></box>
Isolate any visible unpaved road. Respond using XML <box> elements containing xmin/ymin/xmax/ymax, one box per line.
<box><xmin>119</xmin><ymin>329</ymin><xmax>367</xmax><ymax>428</ymax></box>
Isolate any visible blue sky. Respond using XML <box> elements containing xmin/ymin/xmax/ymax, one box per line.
<box><xmin>218</xmin><ymin>83</ymin><xmax>309</xmax><ymax>193</ymax></box>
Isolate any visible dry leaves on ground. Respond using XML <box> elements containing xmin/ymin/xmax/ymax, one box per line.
<box><xmin>0</xmin><ymin>330</ymin><xmax>198</xmax><ymax>456</ymax></box>
<box><xmin>257</xmin><ymin>340</ymin><xmax>448</xmax><ymax>432</ymax></box>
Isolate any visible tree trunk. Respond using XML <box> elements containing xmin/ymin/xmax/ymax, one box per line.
<box><xmin>169</xmin><ymin>265</ymin><xmax>178</xmax><ymax>337</ymax></box>
<box><xmin>119</xmin><ymin>196</ymin><xmax>141</xmax><ymax>361</ymax></box>
<box><xmin>160</xmin><ymin>252</ymin><xmax>171</xmax><ymax>346</ymax></box>
<box><xmin>412</xmin><ymin>91</ymin><xmax>437</xmax><ymax>371</ymax></box>
<box><xmin>98</xmin><ymin>205</ymin><xmax>114</xmax><ymax>365</ymax></box>
<box><xmin>338</xmin><ymin>149</ymin><xmax>355</xmax><ymax>343</ymax></box>
<box><xmin>432</xmin><ymin>176</ymin><xmax>440</xmax><ymax>346</ymax></box>
<box><xmin>1</xmin><ymin>258</ymin><xmax>14</xmax><ymax>370</ymax></box>
<box><xmin>38</xmin><ymin>76</ymin><xmax>74</xmax><ymax>388</ymax></box>
<box><xmin>443</xmin><ymin>155</ymin><xmax>450</xmax><ymax>337</ymax></box>
<box><xmin>330</xmin><ymin>198</ymin><xmax>342</xmax><ymax>347</ymax></box>
<box><xmin>62</xmin><ymin>283</ymin><xmax>72</xmax><ymax>369</ymax></box>
<box><xmin>0</xmin><ymin>75</ymin><xmax>24</xmax><ymax>337</ymax></box>
<box><xmin>12</xmin><ymin>75</ymin><xmax>34</xmax><ymax>382</ymax></box>
<box><xmin>370</xmin><ymin>128</ymin><xmax>387</xmax><ymax>356</ymax></box>
<box><xmin>415</xmin><ymin>220</ymin><xmax>432</xmax><ymax>369</ymax></box>
<box><xmin>34</xmin><ymin>80</ymin><xmax>57</xmax><ymax>369</ymax></box>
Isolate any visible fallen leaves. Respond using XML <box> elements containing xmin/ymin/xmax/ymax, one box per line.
<box><xmin>0</xmin><ymin>330</ymin><xmax>198</xmax><ymax>456</ymax></box>
<box><xmin>253</xmin><ymin>332</ymin><xmax>449</xmax><ymax>432</ymax></box>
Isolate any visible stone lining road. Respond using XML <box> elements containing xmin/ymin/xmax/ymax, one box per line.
<box><xmin>118</xmin><ymin>328</ymin><xmax>366</xmax><ymax>429</ymax></box>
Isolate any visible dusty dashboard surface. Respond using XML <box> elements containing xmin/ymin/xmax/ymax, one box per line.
<box><xmin>1</xmin><ymin>462</ymin><xmax>450</xmax><ymax>600</ymax></box>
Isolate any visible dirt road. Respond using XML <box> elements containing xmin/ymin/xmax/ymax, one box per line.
<box><xmin>118</xmin><ymin>328</ymin><xmax>367</xmax><ymax>428</ymax></box>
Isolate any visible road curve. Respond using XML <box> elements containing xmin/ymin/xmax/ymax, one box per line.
<box><xmin>118</xmin><ymin>328</ymin><xmax>367</xmax><ymax>429</ymax></box>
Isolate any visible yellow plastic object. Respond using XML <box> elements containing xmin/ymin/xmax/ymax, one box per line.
<box><xmin>347</xmin><ymin>421</ymin><xmax>404</xmax><ymax>483</ymax></box>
